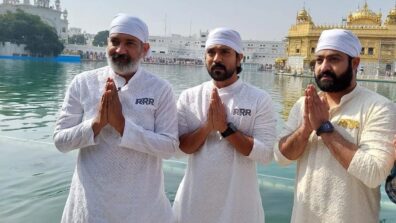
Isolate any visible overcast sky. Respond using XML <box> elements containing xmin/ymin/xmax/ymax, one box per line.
<box><xmin>55</xmin><ymin>0</ymin><xmax>396</xmax><ymax>40</ymax></box>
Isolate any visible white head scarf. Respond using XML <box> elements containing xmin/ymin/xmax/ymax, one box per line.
<box><xmin>109</xmin><ymin>13</ymin><xmax>149</xmax><ymax>43</ymax></box>
<box><xmin>205</xmin><ymin>27</ymin><xmax>243</xmax><ymax>53</ymax></box>
<box><xmin>315</xmin><ymin>29</ymin><xmax>361</xmax><ymax>57</ymax></box>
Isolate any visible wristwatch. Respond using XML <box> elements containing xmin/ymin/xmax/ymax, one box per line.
<box><xmin>221</xmin><ymin>122</ymin><xmax>237</xmax><ymax>138</ymax></box>
<box><xmin>316</xmin><ymin>121</ymin><xmax>334</xmax><ymax>136</ymax></box>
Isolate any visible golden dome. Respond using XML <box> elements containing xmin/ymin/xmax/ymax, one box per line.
<box><xmin>385</xmin><ymin>5</ymin><xmax>396</xmax><ymax>25</ymax></box>
<box><xmin>296</xmin><ymin>7</ymin><xmax>313</xmax><ymax>24</ymax></box>
<box><xmin>298</xmin><ymin>9</ymin><xmax>308</xmax><ymax>17</ymax></box>
<box><xmin>389</xmin><ymin>7</ymin><xmax>396</xmax><ymax>16</ymax></box>
<box><xmin>348</xmin><ymin>2</ymin><xmax>381</xmax><ymax>25</ymax></box>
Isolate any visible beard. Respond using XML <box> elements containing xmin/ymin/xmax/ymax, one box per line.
<box><xmin>206</xmin><ymin>63</ymin><xmax>235</xmax><ymax>81</ymax></box>
<box><xmin>106</xmin><ymin>51</ymin><xmax>139</xmax><ymax>75</ymax></box>
<box><xmin>314</xmin><ymin>60</ymin><xmax>353</xmax><ymax>92</ymax></box>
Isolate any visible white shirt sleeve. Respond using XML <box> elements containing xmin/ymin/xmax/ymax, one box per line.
<box><xmin>172</xmin><ymin>91</ymin><xmax>190</xmax><ymax>157</ymax></box>
<box><xmin>247</xmin><ymin>95</ymin><xmax>277</xmax><ymax>164</ymax></box>
<box><xmin>348</xmin><ymin>102</ymin><xmax>396</xmax><ymax>188</ymax></box>
<box><xmin>119</xmin><ymin>85</ymin><xmax>179</xmax><ymax>159</ymax></box>
<box><xmin>274</xmin><ymin>98</ymin><xmax>304</xmax><ymax>166</ymax></box>
<box><xmin>177</xmin><ymin>91</ymin><xmax>190</xmax><ymax>137</ymax></box>
<box><xmin>53</xmin><ymin>76</ymin><xmax>96</xmax><ymax>153</ymax></box>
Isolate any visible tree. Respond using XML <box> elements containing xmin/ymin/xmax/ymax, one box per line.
<box><xmin>92</xmin><ymin>30</ymin><xmax>109</xmax><ymax>47</ymax></box>
<box><xmin>68</xmin><ymin>34</ymin><xmax>87</xmax><ymax>45</ymax></box>
<box><xmin>0</xmin><ymin>9</ymin><xmax>64</xmax><ymax>57</ymax></box>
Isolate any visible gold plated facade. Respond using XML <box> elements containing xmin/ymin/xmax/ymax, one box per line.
<box><xmin>286</xmin><ymin>2</ymin><xmax>396</xmax><ymax>75</ymax></box>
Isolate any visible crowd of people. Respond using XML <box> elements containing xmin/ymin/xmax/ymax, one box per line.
<box><xmin>53</xmin><ymin>14</ymin><xmax>396</xmax><ymax>223</ymax></box>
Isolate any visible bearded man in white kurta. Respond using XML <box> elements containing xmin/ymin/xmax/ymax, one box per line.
<box><xmin>172</xmin><ymin>28</ymin><xmax>277</xmax><ymax>223</ymax></box>
<box><xmin>275</xmin><ymin>29</ymin><xmax>396</xmax><ymax>223</ymax></box>
<box><xmin>53</xmin><ymin>14</ymin><xmax>178</xmax><ymax>223</ymax></box>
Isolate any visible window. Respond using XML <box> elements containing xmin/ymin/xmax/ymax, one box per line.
<box><xmin>296</xmin><ymin>49</ymin><xmax>300</xmax><ymax>53</ymax></box>
<box><xmin>311</xmin><ymin>47</ymin><xmax>315</xmax><ymax>53</ymax></box>
<box><xmin>368</xmin><ymin>47</ymin><xmax>374</xmax><ymax>55</ymax></box>
<box><xmin>361</xmin><ymin>47</ymin><xmax>365</xmax><ymax>55</ymax></box>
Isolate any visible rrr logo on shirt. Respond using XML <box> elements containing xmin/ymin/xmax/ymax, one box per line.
<box><xmin>233</xmin><ymin>108</ymin><xmax>251</xmax><ymax>116</ymax></box>
<box><xmin>135</xmin><ymin>98</ymin><xmax>154</xmax><ymax>105</ymax></box>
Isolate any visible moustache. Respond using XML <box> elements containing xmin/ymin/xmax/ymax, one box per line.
<box><xmin>112</xmin><ymin>53</ymin><xmax>130</xmax><ymax>61</ymax></box>
<box><xmin>211</xmin><ymin>63</ymin><xmax>226</xmax><ymax>71</ymax></box>
<box><xmin>317</xmin><ymin>71</ymin><xmax>336</xmax><ymax>80</ymax></box>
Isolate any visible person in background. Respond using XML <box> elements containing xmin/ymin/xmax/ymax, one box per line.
<box><xmin>385</xmin><ymin>135</ymin><xmax>396</xmax><ymax>204</ymax></box>
<box><xmin>172</xmin><ymin>27</ymin><xmax>277</xmax><ymax>223</ymax></box>
<box><xmin>53</xmin><ymin>14</ymin><xmax>178</xmax><ymax>223</ymax></box>
<box><xmin>275</xmin><ymin>29</ymin><xmax>396</xmax><ymax>223</ymax></box>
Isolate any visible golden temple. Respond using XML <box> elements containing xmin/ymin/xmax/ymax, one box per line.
<box><xmin>286</xmin><ymin>2</ymin><xmax>396</xmax><ymax>75</ymax></box>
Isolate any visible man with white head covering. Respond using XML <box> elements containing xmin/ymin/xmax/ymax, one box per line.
<box><xmin>54</xmin><ymin>13</ymin><xmax>178</xmax><ymax>223</ymax></box>
<box><xmin>172</xmin><ymin>27</ymin><xmax>277</xmax><ymax>223</ymax></box>
<box><xmin>275</xmin><ymin>28</ymin><xmax>396</xmax><ymax>222</ymax></box>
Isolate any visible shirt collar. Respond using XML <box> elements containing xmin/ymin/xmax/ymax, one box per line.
<box><xmin>213</xmin><ymin>78</ymin><xmax>243</xmax><ymax>94</ymax></box>
<box><xmin>318</xmin><ymin>84</ymin><xmax>361</xmax><ymax>107</ymax></box>
<box><xmin>108</xmin><ymin>66</ymin><xmax>143</xmax><ymax>89</ymax></box>
<box><xmin>338</xmin><ymin>84</ymin><xmax>361</xmax><ymax>105</ymax></box>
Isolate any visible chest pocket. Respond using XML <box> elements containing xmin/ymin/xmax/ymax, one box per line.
<box><xmin>122</xmin><ymin>97</ymin><xmax>158</xmax><ymax>131</ymax></box>
<box><xmin>335</xmin><ymin>118</ymin><xmax>361</xmax><ymax>144</ymax></box>
<box><xmin>230</xmin><ymin>106</ymin><xmax>256</xmax><ymax>135</ymax></box>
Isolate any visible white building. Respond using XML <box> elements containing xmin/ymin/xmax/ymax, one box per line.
<box><xmin>243</xmin><ymin>40</ymin><xmax>285</xmax><ymax>69</ymax></box>
<box><xmin>68</xmin><ymin>27</ymin><xmax>82</xmax><ymax>36</ymax></box>
<box><xmin>147</xmin><ymin>31</ymin><xmax>285</xmax><ymax>68</ymax></box>
<box><xmin>148</xmin><ymin>31</ymin><xmax>208</xmax><ymax>61</ymax></box>
<box><xmin>63</xmin><ymin>30</ymin><xmax>285</xmax><ymax>67</ymax></box>
<box><xmin>0</xmin><ymin>0</ymin><xmax>68</xmax><ymax>41</ymax></box>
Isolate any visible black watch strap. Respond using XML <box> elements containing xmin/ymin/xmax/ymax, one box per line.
<box><xmin>221</xmin><ymin>122</ymin><xmax>237</xmax><ymax>138</ymax></box>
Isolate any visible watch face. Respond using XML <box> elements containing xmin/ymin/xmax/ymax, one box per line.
<box><xmin>324</xmin><ymin>122</ymin><xmax>332</xmax><ymax>129</ymax></box>
<box><xmin>316</xmin><ymin>121</ymin><xmax>334</xmax><ymax>136</ymax></box>
<box><xmin>323</xmin><ymin>122</ymin><xmax>334</xmax><ymax>131</ymax></box>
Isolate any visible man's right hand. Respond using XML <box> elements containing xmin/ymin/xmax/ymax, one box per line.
<box><xmin>299</xmin><ymin>88</ymin><xmax>314</xmax><ymax>139</ymax></box>
<box><xmin>209</xmin><ymin>88</ymin><xmax>227</xmax><ymax>133</ymax></box>
<box><xmin>305</xmin><ymin>84</ymin><xmax>330</xmax><ymax>131</ymax></box>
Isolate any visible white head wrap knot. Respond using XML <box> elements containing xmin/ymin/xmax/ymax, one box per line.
<box><xmin>109</xmin><ymin>13</ymin><xmax>149</xmax><ymax>43</ymax></box>
<box><xmin>205</xmin><ymin>27</ymin><xmax>243</xmax><ymax>53</ymax></box>
<box><xmin>315</xmin><ymin>29</ymin><xmax>361</xmax><ymax>57</ymax></box>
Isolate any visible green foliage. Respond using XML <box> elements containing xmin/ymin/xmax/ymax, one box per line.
<box><xmin>92</xmin><ymin>30</ymin><xmax>109</xmax><ymax>47</ymax></box>
<box><xmin>0</xmin><ymin>9</ymin><xmax>64</xmax><ymax>57</ymax></box>
<box><xmin>68</xmin><ymin>34</ymin><xmax>86</xmax><ymax>45</ymax></box>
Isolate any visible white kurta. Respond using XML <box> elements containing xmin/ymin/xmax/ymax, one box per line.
<box><xmin>53</xmin><ymin>66</ymin><xmax>179</xmax><ymax>223</ymax></box>
<box><xmin>173</xmin><ymin>79</ymin><xmax>277</xmax><ymax>223</ymax></box>
<box><xmin>275</xmin><ymin>85</ymin><xmax>396</xmax><ymax>223</ymax></box>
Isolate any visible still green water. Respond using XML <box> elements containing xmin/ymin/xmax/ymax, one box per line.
<box><xmin>0</xmin><ymin>60</ymin><xmax>395</xmax><ymax>223</ymax></box>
